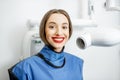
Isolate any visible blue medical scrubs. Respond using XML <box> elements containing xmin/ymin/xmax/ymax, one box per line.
<box><xmin>12</xmin><ymin>45</ymin><xmax>84</xmax><ymax>80</ymax></box>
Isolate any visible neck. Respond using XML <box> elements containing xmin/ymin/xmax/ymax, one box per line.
<box><xmin>47</xmin><ymin>45</ymin><xmax>65</xmax><ymax>53</ymax></box>
<box><xmin>54</xmin><ymin>48</ymin><xmax>63</xmax><ymax>53</ymax></box>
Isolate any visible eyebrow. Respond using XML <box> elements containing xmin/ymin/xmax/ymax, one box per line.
<box><xmin>62</xmin><ymin>23</ymin><xmax>69</xmax><ymax>25</ymax></box>
<box><xmin>48</xmin><ymin>22</ymin><xmax>56</xmax><ymax>24</ymax></box>
<box><xmin>48</xmin><ymin>22</ymin><xmax>68</xmax><ymax>25</ymax></box>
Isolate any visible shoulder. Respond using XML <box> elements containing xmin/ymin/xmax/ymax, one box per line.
<box><xmin>11</xmin><ymin>56</ymin><xmax>39</xmax><ymax>79</ymax></box>
<box><xmin>12</xmin><ymin>56</ymin><xmax>38</xmax><ymax>71</ymax></box>
<box><xmin>18</xmin><ymin>56</ymin><xmax>37</xmax><ymax>64</ymax></box>
<box><xmin>64</xmin><ymin>52</ymin><xmax>84</xmax><ymax>64</ymax></box>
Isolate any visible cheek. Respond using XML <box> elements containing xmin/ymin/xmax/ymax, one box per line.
<box><xmin>45</xmin><ymin>32</ymin><xmax>54</xmax><ymax>43</ymax></box>
<box><xmin>45</xmin><ymin>28</ymin><xmax>52</xmax><ymax>38</ymax></box>
<box><xmin>45</xmin><ymin>33</ymin><xmax>51</xmax><ymax>40</ymax></box>
<box><xmin>45</xmin><ymin>29</ymin><xmax>50</xmax><ymax>41</ymax></box>
<box><xmin>65</xmin><ymin>31</ymin><xmax>70</xmax><ymax>38</ymax></box>
<box><xmin>45</xmin><ymin>28</ymin><xmax>56</xmax><ymax>35</ymax></box>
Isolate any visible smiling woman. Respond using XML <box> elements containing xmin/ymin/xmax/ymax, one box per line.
<box><xmin>45</xmin><ymin>13</ymin><xmax>69</xmax><ymax>52</ymax></box>
<box><xmin>8</xmin><ymin>9</ymin><xmax>84</xmax><ymax>80</ymax></box>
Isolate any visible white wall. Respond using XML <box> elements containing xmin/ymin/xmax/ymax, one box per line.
<box><xmin>0</xmin><ymin>0</ymin><xmax>120</xmax><ymax>80</ymax></box>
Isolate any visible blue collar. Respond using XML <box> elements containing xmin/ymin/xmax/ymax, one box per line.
<box><xmin>40</xmin><ymin>45</ymin><xmax>65</xmax><ymax>61</ymax></box>
<box><xmin>39</xmin><ymin>45</ymin><xmax>65</xmax><ymax>67</ymax></box>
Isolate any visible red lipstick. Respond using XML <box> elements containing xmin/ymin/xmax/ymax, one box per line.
<box><xmin>52</xmin><ymin>37</ymin><xmax>64</xmax><ymax>43</ymax></box>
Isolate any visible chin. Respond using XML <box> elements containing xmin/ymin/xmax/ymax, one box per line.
<box><xmin>54</xmin><ymin>45</ymin><xmax>63</xmax><ymax>49</ymax></box>
<box><xmin>53</xmin><ymin>44</ymin><xmax>64</xmax><ymax>49</ymax></box>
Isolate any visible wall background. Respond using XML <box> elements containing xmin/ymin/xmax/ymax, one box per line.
<box><xmin>0</xmin><ymin>0</ymin><xmax>120</xmax><ymax>80</ymax></box>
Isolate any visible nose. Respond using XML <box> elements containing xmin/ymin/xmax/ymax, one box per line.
<box><xmin>56</xmin><ymin>27</ymin><xmax>62</xmax><ymax>35</ymax></box>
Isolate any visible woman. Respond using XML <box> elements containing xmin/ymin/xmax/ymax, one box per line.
<box><xmin>8</xmin><ymin>9</ymin><xmax>84</xmax><ymax>80</ymax></box>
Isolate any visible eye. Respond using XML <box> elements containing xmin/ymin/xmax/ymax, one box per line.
<box><xmin>49</xmin><ymin>26</ymin><xmax>54</xmax><ymax>28</ymax></box>
<box><xmin>62</xmin><ymin>26</ymin><xmax>68</xmax><ymax>30</ymax></box>
<box><xmin>48</xmin><ymin>25</ymin><xmax>56</xmax><ymax>29</ymax></box>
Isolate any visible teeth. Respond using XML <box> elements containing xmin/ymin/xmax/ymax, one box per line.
<box><xmin>54</xmin><ymin>38</ymin><xmax>63</xmax><ymax>41</ymax></box>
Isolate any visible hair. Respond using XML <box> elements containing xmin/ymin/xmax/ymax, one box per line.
<box><xmin>39</xmin><ymin>9</ymin><xmax>73</xmax><ymax>45</ymax></box>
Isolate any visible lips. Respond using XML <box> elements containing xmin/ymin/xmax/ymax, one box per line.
<box><xmin>52</xmin><ymin>36</ymin><xmax>64</xmax><ymax>43</ymax></box>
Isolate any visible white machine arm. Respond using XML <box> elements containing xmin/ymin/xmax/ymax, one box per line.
<box><xmin>76</xmin><ymin>27</ymin><xmax>120</xmax><ymax>49</ymax></box>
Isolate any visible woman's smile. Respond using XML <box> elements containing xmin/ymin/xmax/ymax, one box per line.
<box><xmin>52</xmin><ymin>36</ymin><xmax>65</xmax><ymax>43</ymax></box>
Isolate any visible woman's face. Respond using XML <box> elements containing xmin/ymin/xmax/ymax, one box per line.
<box><xmin>45</xmin><ymin>13</ymin><xmax>69</xmax><ymax>52</ymax></box>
